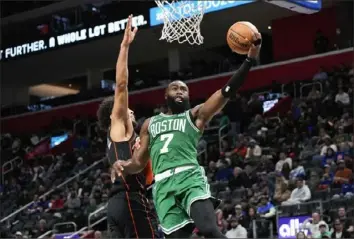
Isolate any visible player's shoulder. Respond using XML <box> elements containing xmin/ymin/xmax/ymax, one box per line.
<box><xmin>141</xmin><ymin>117</ymin><xmax>153</xmax><ymax>130</ymax></box>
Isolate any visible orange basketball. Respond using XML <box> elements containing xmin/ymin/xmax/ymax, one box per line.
<box><xmin>226</xmin><ymin>21</ymin><xmax>260</xmax><ymax>55</ymax></box>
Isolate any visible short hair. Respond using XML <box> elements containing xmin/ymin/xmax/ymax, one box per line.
<box><xmin>97</xmin><ymin>96</ymin><xmax>114</xmax><ymax>132</ymax></box>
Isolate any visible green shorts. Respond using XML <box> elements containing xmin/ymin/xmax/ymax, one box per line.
<box><xmin>152</xmin><ymin>166</ymin><xmax>211</xmax><ymax>235</ymax></box>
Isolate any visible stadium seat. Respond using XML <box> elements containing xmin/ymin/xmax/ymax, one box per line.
<box><xmin>312</xmin><ymin>190</ymin><xmax>328</xmax><ymax>201</ymax></box>
<box><xmin>217</xmin><ymin>191</ymin><xmax>231</xmax><ymax>200</ymax></box>
<box><xmin>232</xmin><ymin>188</ymin><xmax>245</xmax><ymax>199</ymax></box>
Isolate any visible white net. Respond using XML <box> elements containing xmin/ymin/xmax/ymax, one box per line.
<box><xmin>154</xmin><ymin>0</ymin><xmax>206</xmax><ymax>45</ymax></box>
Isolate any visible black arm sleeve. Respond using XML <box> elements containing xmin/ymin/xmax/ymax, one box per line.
<box><xmin>221</xmin><ymin>57</ymin><xmax>255</xmax><ymax>98</ymax></box>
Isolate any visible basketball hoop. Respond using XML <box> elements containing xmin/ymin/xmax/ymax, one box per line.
<box><xmin>154</xmin><ymin>0</ymin><xmax>206</xmax><ymax>45</ymax></box>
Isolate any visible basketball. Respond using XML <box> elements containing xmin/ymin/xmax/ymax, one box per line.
<box><xmin>226</xmin><ymin>21</ymin><xmax>260</xmax><ymax>55</ymax></box>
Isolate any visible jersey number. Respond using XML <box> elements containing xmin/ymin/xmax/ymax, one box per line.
<box><xmin>160</xmin><ymin>133</ymin><xmax>174</xmax><ymax>154</ymax></box>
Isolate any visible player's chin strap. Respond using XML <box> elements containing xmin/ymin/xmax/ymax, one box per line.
<box><xmin>221</xmin><ymin>38</ymin><xmax>261</xmax><ymax>98</ymax></box>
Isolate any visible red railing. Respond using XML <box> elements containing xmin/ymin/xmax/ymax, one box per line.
<box><xmin>1</xmin><ymin>48</ymin><xmax>352</xmax><ymax>134</ymax></box>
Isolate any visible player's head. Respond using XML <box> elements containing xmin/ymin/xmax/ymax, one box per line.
<box><xmin>165</xmin><ymin>80</ymin><xmax>190</xmax><ymax>114</ymax></box>
<box><xmin>97</xmin><ymin>96</ymin><xmax>137</xmax><ymax>131</ymax></box>
<box><xmin>97</xmin><ymin>96</ymin><xmax>114</xmax><ymax>131</ymax></box>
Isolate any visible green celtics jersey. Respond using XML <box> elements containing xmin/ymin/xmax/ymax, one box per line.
<box><xmin>148</xmin><ymin>111</ymin><xmax>202</xmax><ymax>174</ymax></box>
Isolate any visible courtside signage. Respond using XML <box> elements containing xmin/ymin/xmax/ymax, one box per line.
<box><xmin>278</xmin><ymin>215</ymin><xmax>311</xmax><ymax>239</ymax></box>
<box><xmin>0</xmin><ymin>14</ymin><xmax>148</xmax><ymax>60</ymax></box>
<box><xmin>149</xmin><ymin>1</ymin><xmax>255</xmax><ymax>26</ymax></box>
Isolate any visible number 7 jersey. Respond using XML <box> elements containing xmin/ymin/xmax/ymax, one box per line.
<box><xmin>148</xmin><ymin>110</ymin><xmax>202</xmax><ymax>175</ymax></box>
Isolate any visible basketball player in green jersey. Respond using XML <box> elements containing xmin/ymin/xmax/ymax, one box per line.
<box><xmin>113</xmin><ymin>33</ymin><xmax>262</xmax><ymax>238</ymax></box>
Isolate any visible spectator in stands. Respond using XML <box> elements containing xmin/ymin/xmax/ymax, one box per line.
<box><xmin>245</xmin><ymin>139</ymin><xmax>262</xmax><ymax>163</ymax></box>
<box><xmin>17</xmin><ymin>190</ymin><xmax>31</xmax><ymax>207</ymax></box>
<box><xmin>331</xmin><ymin>218</ymin><xmax>351</xmax><ymax>239</ymax></box>
<box><xmin>94</xmin><ymin>230</ymin><xmax>102</xmax><ymax>239</ymax></box>
<box><xmin>320</xmin><ymin>136</ymin><xmax>338</xmax><ymax>156</ymax></box>
<box><xmin>18</xmin><ymin>167</ymin><xmax>33</xmax><ymax>186</ymax></box>
<box><xmin>307</xmin><ymin>85</ymin><xmax>322</xmax><ymax>101</ymax></box>
<box><xmin>37</xmin><ymin>184</ymin><xmax>46</xmax><ymax>195</ymax></box>
<box><xmin>222</xmin><ymin>200</ymin><xmax>234</xmax><ymax>219</ymax></box>
<box><xmin>302</xmin><ymin>212</ymin><xmax>329</xmax><ymax>238</ymax></box>
<box><xmin>84</xmin><ymin>198</ymin><xmax>97</xmax><ymax>216</ymax></box>
<box><xmin>318</xmin><ymin>164</ymin><xmax>334</xmax><ymax>190</ymax></box>
<box><xmin>228</xmin><ymin>167</ymin><xmax>248</xmax><ymax>190</ymax></box>
<box><xmin>225</xmin><ymin>217</ymin><xmax>247</xmax><ymax>239</ymax></box>
<box><xmin>296</xmin><ymin>231</ymin><xmax>307</xmax><ymax>239</ymax></box>
<box><xmin>215</xmin><ymin>159</ymin><xmax>233</xmax><ymax>181</ymax></box>
<box><xmin>248</xmin><ymin>115</ymin><xmax>264</xmax><ymax>135</ymax></box>
<box><xmin>65</xmin><ymin>192</ymin><xmax>81</xmax><ymax>211</ymax></box>
<box><xmin>197</xmin><ymin>137</ymin><xmax>207</xmax><ymax>154</ymax></box>
<box><xmin>220</xmin><ymin>139</ymin><xmax>231</xmax><ymax>154</ymax></box>
<box><xmin>32</xmin><ymin>219</ymin><xmax>48</xmax><ymax>238</ymax></box>
<box><xmin>15</xmin><ymin>231</ymin><xmax>23</xmax><ymax>239</ymax></box>
<box><xmin>98</xmin><ymin>193</ymin><xmax>108</xmax><ymax>208</ymax></box>
<box><xmin>337</xmin><ymin>207</ymin><xmax>354</xmax><ymax>233</ymax></box>
<box><xmin>324</xmin><ymin>148</ymin><xmax>336</xmax><ymax>166</ymax></box>
<box><xmin>275</xmin><ymin>152</ymin><xmax>292</xmax><ymax>172</ymax></box>
<box><xmin>333</xmin><ymin>160</ymin><xmax>352</xmax><ymax>187</ymax></box>
<box><xmin>206</xmin><ymin>161</ymin><xmax>217</xmax><ymax>181</ymax></box>
<box><xmin>219</xmin><ymin>111</ymin><xmax>230</xmax><ymax>128</ymax></box>
<box><xmin>8</xmin><ymin>177</ymin><xmax>21</xmax><ymax>195</ymax></box>
<box><xmin>314</xmin><ymin>30</ymin><xmax>329</xmax><ymax>54</ymax></box>
<box><xmin>72</xmin><ymin>156</ymin><xmax>87</xmax><ymax>173</ymax></box>
<box><xmin>32</xmin><ymin>162</ymin><xmax>45</xmax><ymax>182</ymax></box>
<box><xmin>313</xmin><ymin>67</ymin><xmax>328</xmax><ymax>81</ymax></box>
<box><xmin>48</xmin><ymin>192</ymin><xmax>64</xmax><ymax>211</ymax></box>
<box><xmin>246</xmin><ymin>207</ymin><xmax>257</xmax><ymax>237</ymax></box>
<box><xmin>335</xmin><ymin>88</ymin><xmax>350</xmax><ymax>106</ymax></box>
<box><xmin>73</xmin><ymin>134</ymin><xmax>89</xmax><ymax>151</ymax></box>
<box><xmin>273</xmin><ymin>173</ymin><xmax>291</xmax><ymax>203</ymax></box>
<box><xmin>315</xmin><ymin>222</ymin><xmax>331</xmax><ymax>238</ymax></box>
<box><xmin>234</xmin><ymin>204</ymin><xmax>248</xmax><ymax>228</ymax></box>
<box><xmin>282</xmin><ymin>176</ymin><xmax>311</xmax><ymax>205</ymax></box>
<box><xmin>248</xmin><ymin>94</ymin><xmax>263</xmax><ymax>118</ymax></box>
<box><xmin>27</xmin><ymin>194</ymin><xmax>42</xmax><ymax>215</ymax></box>
<box><xmin>215</xmin><ymin>209</ymin><xmax>227</xmax><ymax>233</ymax></box>
<box><xmin>341</xmin><ymin>182</ymin><xmax>354</xmax><ymax>199</ymax></box>
<box><xmin>289</xmin><ymin>159</ymin><xmax>305</xmax><ymax>182</ymax></box>
<box><xmin>225</xmin><ymin>136</ymin><xmax>248</xmax><ymax>161</ymax></box>
<box><xmin>11</xmin><ymin>137</ymin><xmax>21</xmax><ymax>153</ymax></box>
<box><xmin>257</xmin><ymin>196</ymin><xmax>276</xmax><ymax>219</ymax></box>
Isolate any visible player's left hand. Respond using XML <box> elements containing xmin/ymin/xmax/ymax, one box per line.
<box><xmin>121</xmin><ymin>14</ymin><xmax>138</xmax><ymax>47</ymax></box>
<box><xmin>111</xmin><ymin>159</ymin><xmax>130</xmax><ymax>181</ymax></box>
<box><xmin>247</xmin><ymin>32</ymin><xmax>261</xmax><ymax>59</ymax></box>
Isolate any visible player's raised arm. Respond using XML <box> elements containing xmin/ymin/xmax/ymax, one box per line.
<box><xmin>193</xmin><ymin>33</ymin><xmax>261</xmax><ymax>130</ymax></box>
<box><xmin>113</xmin><ymin>118</ymin><xmax>151</xmax><ymax>176</ymax></box>
<box><xmin>111</xmin><ymin>15</ymin><xmax>137</xmax><ymax>122</ymax></box>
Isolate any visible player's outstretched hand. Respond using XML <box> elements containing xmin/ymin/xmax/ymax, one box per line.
<box><xmin>247</xmin><ymin>32</ymin><xmax>262</xmax><ymax>59</ymax></box>
<box><xmin>121</xmin><ymin>14</ymin><xmax>138</xmax><ymax>47</ymax></box>
<box><xmin>111</xmin><ymin>159</ymin><xmax>132</xmax><ymax>182</ymax></box>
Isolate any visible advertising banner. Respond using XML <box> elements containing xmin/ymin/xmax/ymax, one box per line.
<box><xmin>54</xmin><ymin>233</ymin><xmax>80</xmax><ymax>239</ymax></box>
<box><xmin>278</xmin><ymin>215</ymin><xmax>311</xmax><ymax>239</ymax></box>
<box><xmin>1</xmin><ymin>14</ymin><xmax>148</xmax><ymax>61</ymax></box>
<box><xmin>149</xmin><ymin>0</ymin><xmax>254</xmax><ymax>26</ymax></box>
<box><xmin>149</xmin><ymin>0</ymin><xmax>321</xmax><ymax>26</ymax></box>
